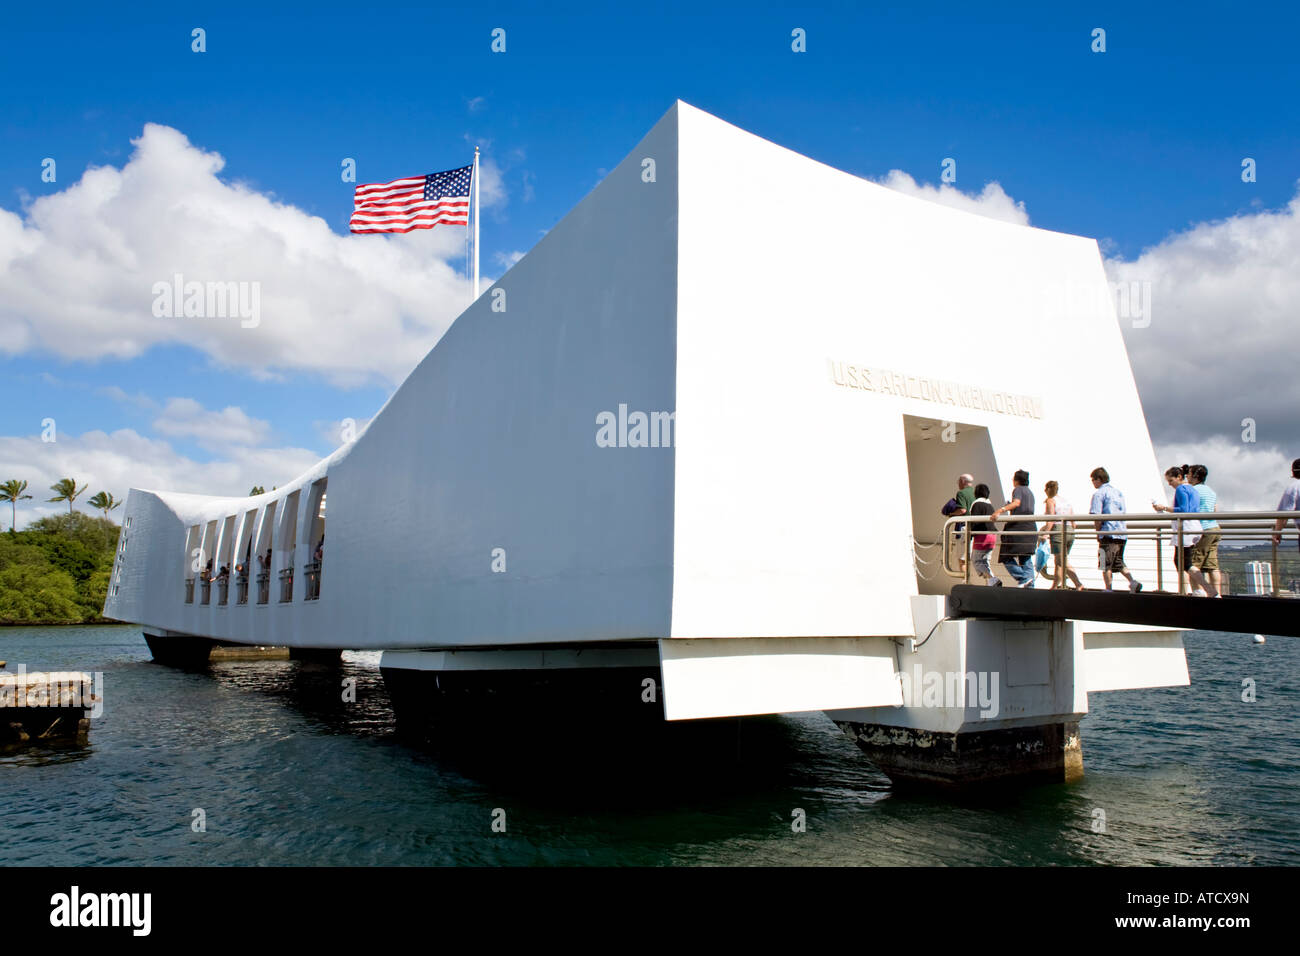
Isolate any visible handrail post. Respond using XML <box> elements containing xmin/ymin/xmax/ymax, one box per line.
<box><xmin>964</xmin><ymin>522</ymin><xmax>972</xmax><ymax>584</ymax></box>
<box><xmin>1058</xmin><ymin>518</ymin><xmax>1066</xmax><ymax>589</ymax></box>
<box><xmin>1155</xmin><ymin>531</ymin><xmax>1163</xmax><ymax>592</ymax></box>
<box><xmin>1272</xmin><ymin>532</ymin><xmax>1279</xmax><ymax>597</ymax></box>
<box><xmin>1177</xmin><ymin>516</ymin><xmax>1186</xmax><ymax>595</ymax></box>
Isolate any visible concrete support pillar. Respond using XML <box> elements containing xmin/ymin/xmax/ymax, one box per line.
<box><xmin>835</xmin><ymin>719</ymin><xmax>1084</xmax><ymax>787</ymax></box>
<box><xmin>143</xmin><ymin>631</ymin><xmax>217</xmax><ymax>668</ymax></box>
<box><xmin>288</xmin><ymin>647</ymin><xmax>344</xmax><ymax>665</ymax></box>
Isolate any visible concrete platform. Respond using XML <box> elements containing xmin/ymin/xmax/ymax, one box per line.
<box><xmin>0</xmin><ymin>669</ymin><xmax>99</xmax><ymax>746</ymax></box>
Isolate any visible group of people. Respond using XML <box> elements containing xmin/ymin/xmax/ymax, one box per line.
<box><xmin>1150</xmin><ymin>464</ymin><xmax>1222</xmax><ymax>597</ymax></box>
<box><xmin>942</xmin><ymin>463</ymin><xmax>1225</xmax><ymax>593</ymax></box>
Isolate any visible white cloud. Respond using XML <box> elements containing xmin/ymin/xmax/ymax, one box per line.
<box><xmin>0</xmin><ymin>429</ymin><xmax>321</xmax><ymax>530</ymax></box>
<box><xmin>1152</xmin><ymin>437</ymin><xmax>1295</xmax><ymax>512</ymax></box>
<box><xmin>151</xmin><ymin>397</ymin><xmax>272</xmax><ymax>450</ymax></box>
<box><xmin>99</xmin><ymin>385</ymin><xmax>159</xmax><ymax>410</ymax></box>
<box><xmin>1111</xmin><ymin>187</ymin><xmax>1300</xmax><ymax>452</ymax></box>
<box><xmin>876</xmin><ymin>170</ymin><xmax>1031</xmax><ymax>226</ymax></box>
<box><xmin>0</xmin><ymin>124</ymin><xmax>499</xmax><ymax>387</ymax></box>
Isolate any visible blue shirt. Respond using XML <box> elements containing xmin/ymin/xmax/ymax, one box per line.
<box><xmin>1196</xmin><ymin>483</ymin><xmax>1218</xmax><ymax>529</ymax></box>
<box><xmin>1172</xmin><ymin>483</ymin><xmax>1200</xmax><ymax>513</ymax></box>
<box><xmin>1090</xmin><ymin>483</ymin><xmax>1128</xmax><ymax>538</ymax></box>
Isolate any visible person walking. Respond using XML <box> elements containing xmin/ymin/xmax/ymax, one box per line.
<box><xmin>1153</xmin><ymin>465</ymin><xmax>1201</xmax><ymax>593</ymax></box>
<box><xmin>967</xmin><ymin>483</ymin><xmax>1000</xmax><ymax>586</ymax></box>
<box><xmin>942</xmin><ymin>474</ymin><xmax>977</xmax><ymax>573</ymax></box>
<box><xmin>1040</xmin><ymin>480</ymin><xmax>1083</xmax><ymax>589</ymax></box>
<box><xmin>1271</xmin><ymin>458</ymin><xmax>1300</xmax><ymax>552</ymax></box>
<box><xmin>1186</xmin><ymin>464</ymin><xmax>1221</xmax><ymax>596</ymax></box>
<box><xmin>1089</xmin><ymin>467</ymin><xmax>1143</xmax><ymax>592</ymax></box>
<box><xmin>993</xmin><ymin>469</ymin><xmax>1037</xmax><ymax>587</ymax></box>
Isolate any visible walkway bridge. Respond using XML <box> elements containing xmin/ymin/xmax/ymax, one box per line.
<box><xmin>938</xmin><ymin>509</ymin><xmax>1299</xmax><ymax>636</ymax></box>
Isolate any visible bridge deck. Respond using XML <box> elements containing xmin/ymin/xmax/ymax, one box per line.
<box><xmin>948</xmin><ymin>585</ymin><xmax>1299</xmax><ymax>637</ymax></box>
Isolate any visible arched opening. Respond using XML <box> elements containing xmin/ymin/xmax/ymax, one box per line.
<box><xmin>255</xmin><ymin>501</ymin><xmax>277</xmax><ymax>605</ymax></box>
<box><xmin>183</xmin><ymin>525</ymin><xmax>200</xmax><ymax>603</ymax></box>
<box><xmin>304</xmin><ymin>478</ymin><xmax>327</xmax><ymax>600</ymax></box>
<box><xmin>235</xmin><ymin>508</ymin><xmax>257</xmax><ymax>604</ymax></box>
<box><xmin>215</xmin><ymin>514</ymin><xmax>236</xmax><ymax>605</ymax></box>
<box><xmin>199</xmin><ymin>519</ymin><xmax>218</xmax><ymax>605</ymax></box>
<box><xmin>278</xmin><ymin>490</ymin><xmax>300</xmax><ymax>602</ymax></box>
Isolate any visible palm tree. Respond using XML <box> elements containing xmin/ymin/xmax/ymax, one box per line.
<box><xmin>88</xmin><ymin>491</ymin><xmax>122</xmax><ymax>518</ymax></box>
<box><xmin>0</xmin><ymin>479</ymin><xmax>33</xmax><ymax>531</ymax></box>
<box><xmin>48</xmin><ymin>477</ymin><xmax>88</xmax><ymax>514</ymax></box>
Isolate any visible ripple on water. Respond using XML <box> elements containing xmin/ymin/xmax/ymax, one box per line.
<box><xmin>0</xmin><ymin>626</ymin><xmax>1296</xmax><ymax>865</ymax></box>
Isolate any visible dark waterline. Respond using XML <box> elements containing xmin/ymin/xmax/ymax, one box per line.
<box><xmin>2</xmin><ymin>625</ymin><xmax>1296</xmax><ymax>866</ymax></box>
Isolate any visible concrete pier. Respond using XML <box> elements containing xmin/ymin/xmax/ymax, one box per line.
<box><xmin>0</xmin><ymin>669</ymin><xmax>99</xmax><ymax>746</ymax></box>
<box><xmin>144</xmin><ymin>630</ymin><xmax>292</xmax><ymax>666</ymax></box>
<box><xmin>836</xmin><ymin>720</ymin><xmax>1084</xmax><ymax>787</ymax></box>
<box><xmin>823</xmin><ymin>596</ymin><xmax>1186</xmax><ymax>787</ymax></box>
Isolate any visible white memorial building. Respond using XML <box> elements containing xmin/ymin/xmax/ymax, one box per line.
<box><xmin>105</xmin><ymin>102</ymin><xmax>1188</xmax><ymax>785</ymax></box>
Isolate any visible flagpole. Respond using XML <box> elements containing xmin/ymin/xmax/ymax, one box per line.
<box><xmin>472</xmin><ymin>146</ymin><xmax>480</xmax><ymax>300</ymax></box>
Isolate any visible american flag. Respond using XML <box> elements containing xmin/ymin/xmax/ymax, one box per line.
<box><xmin>350</xmin><ymin>164</ymin><xmax>473</xmax><ymax>234</ymax></box>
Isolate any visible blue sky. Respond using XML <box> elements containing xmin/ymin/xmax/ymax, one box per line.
<box><xmin>3</xmin><ymin>1</ymin><xmax>1300</xmax><ymax>521</ymax></box>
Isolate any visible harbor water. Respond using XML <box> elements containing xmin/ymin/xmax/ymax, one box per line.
<box><xmin>2</xmin><ymin>624</ymin><xmax>1296</xmax><ymax>866</ymax></box>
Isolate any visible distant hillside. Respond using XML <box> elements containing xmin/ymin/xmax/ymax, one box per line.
<box><xmin>0</xmin><ymin>514</ymin><xmax>120</xmax><ymax>625</ymax></box>
<box><xmin>1219</xmin><ymin>541</ymin><xmax>1300</xmax><ymax>594</ymax></box>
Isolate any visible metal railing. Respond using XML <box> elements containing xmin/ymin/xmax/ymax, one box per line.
<box><xmin>200</xmin><ymin>578</ymin><xmax>211</xmax><ymax>605</ymax></box>
<box><xmin>279</xmin><ymin>567</ymin><xmax>294</xmax><ymax>603</ymax></box>
<box><xmin>216</xmin><ymin>577</ymin><xmax>229</xmax><ymax>606</ymax></box>
<box><xmin>256</xmin><ymin>570</ymin><xmax>270</xmax><ymax>605</ymax></box>
<box><xmin>942</xmin><ymin>510</ymin><xmax>1300</xmax><ymax>596</ymax></box>
<box><xmin>236</xmin><ymin>573</ymin><xmax>249</xmax><ymax>605</ymax></box>
<box><xmin>303</xmin><ymin>561</ymin><xmax>321</xmax><ymax>601</ymax></box>
<box><xmin>184</xmin><ymin>577</ymin><xmax>195</xmax><ymax>604</ymax></box>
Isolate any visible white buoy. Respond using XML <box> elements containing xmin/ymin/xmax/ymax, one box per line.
<box><xmin>1253</xmin><ymin>634</ymin><xmax>1267</xmax><ymax>644</ymax></box>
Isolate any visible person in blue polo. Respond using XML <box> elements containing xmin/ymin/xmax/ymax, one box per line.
<box><xmin>1089</xmin><ymin>466</ymin><xmax>1143</xmax><ymax>592</ymax></box>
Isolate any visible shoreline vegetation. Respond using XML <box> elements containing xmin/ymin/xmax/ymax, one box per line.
<box><xmin>0</xmin><ymin>513</ymin><xmax>121</xmax><ymax>626</ymax></box>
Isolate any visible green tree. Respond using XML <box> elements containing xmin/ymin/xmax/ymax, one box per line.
<box><xmin>48</xmin><ymin>477</ymin><xmax>88</xmax><ymax>514</ymax></box>
<box><xmin>249</xmin><ymin>485</ymin><xmax>266</xmax><ymax>496</ymax></box>
<box><xmin>0</xmin><ymin>514</ymin><xmax>121</xmax><ymax>624</ymax></box>
<box><xmin>0</xmin><ymin>478</ymin><xmax>33</xmax><ymax>531</ymax></box>
<box><xmin>88</xmin><ymin>490</ymin><xmax>122</xmax><ymax>518</ymax></box>
<box><xmin>0</xmin><ymin>564</ymin><xmax>83</xmax><ymax>624</ymax></box>
<box><xmin>28</xmin><ymin>512</ymin><xmax>121</xmax><ymax>553</ymax></box>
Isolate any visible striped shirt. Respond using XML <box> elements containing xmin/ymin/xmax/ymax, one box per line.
<box><xmin>1196</xmin><ymin>483</ymin><xmax>1219</xmax><ymax>529</ymax></box>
